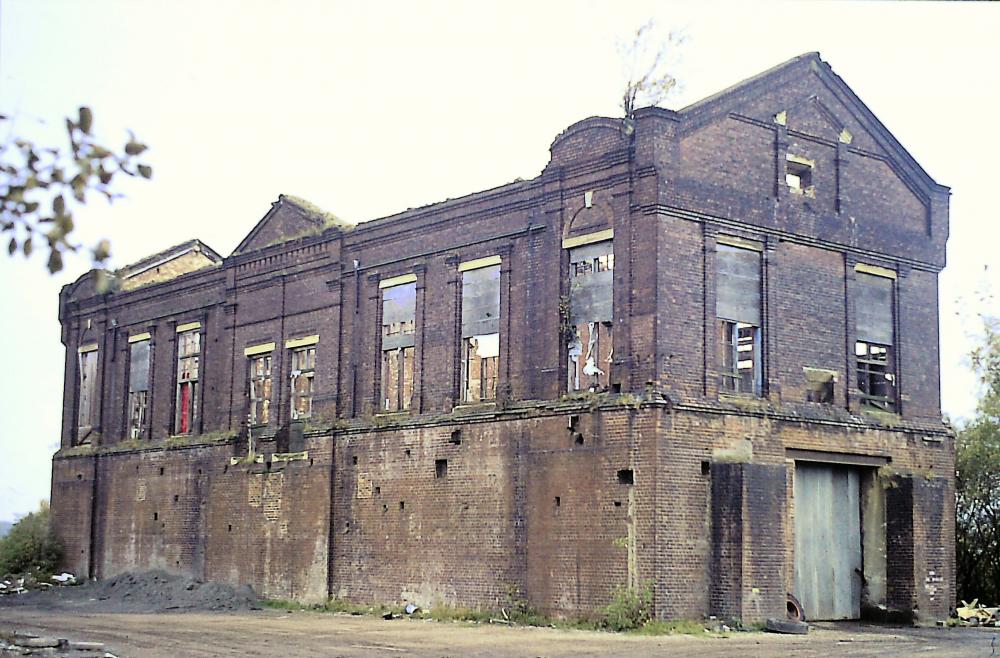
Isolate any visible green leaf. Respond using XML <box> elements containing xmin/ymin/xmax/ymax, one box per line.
<box><xmin>93</xmin><ymin>239</ymin><xmax>111</xmax><ymax>262</ymax></box>
<box><xmin>53</xmin><ymin>195</ymin><xmax>65</xmax><ymax>215</ymax></box>
<box><xmin>8</xmin><ymin>237</ymin><xmax>16</xmax><ymax>255</ymax></box>
<box><xmin>138</xmin><ymin>164</ymin><xmax>152</xmax><ymax>179</ymax></box>
<box><xmin>47</xmin><ymin>249</ymin><xmax>63</xmax><ymax>273</ymax></box>
<box><xmin>78</xmin><ymin>106</ymin><xmax>93</xmax><ymax>134</ymax></box>
<box><xmin>22</xmin><ymin>237</ymin><xmax>32</xmax><ymax>257</ymax></box>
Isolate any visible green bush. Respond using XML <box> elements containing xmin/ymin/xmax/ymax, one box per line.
<box><xmin>0</xmin><ymin>501</ymin><xmax>62</xmax><ymax>576</ymax></box>
<box><xmin>603</xmin><ymin>583</ymin><xmax>652</xmax><ymax>632</ymax></box>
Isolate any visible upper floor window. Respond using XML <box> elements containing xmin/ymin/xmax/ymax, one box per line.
<box><xmin>716</xmin><ymin>242</ymin><xmax>762</xmax><ymax>396</ymax></box>
<box><xmin>380</xmin><ymin>278</ymin><xmax>417</xmax><ymax>412</ymax></box>
<box><xmin>855</xmin><ymin>269</ymin><xmax>896</xmax><ymax>412</ymax></box>
<box><xmin>77</xmin><ymin>344</ymin><xmax>98</xmax><ymax>432</ymax></box>
<box><xmin>290</xmin><ymin>345</ymin><xmax>316</xmax><ymax>420</ymax></box>
<box><xmin>566</xmin><ymin>239</ymin><xmax>613</xmax><ymax>392</ymax></box>
<box><xmin>127</xmin><ymin>335</ymin><xmax>150</xmax><ymax>439</ymax></box>
<box><xmin>248</xmin><ymin>353</ymin><xmax>272</xmax><ymax>425</ymax></box>
<box><xmin>175</xmin><ymin>325</ymin><xmax>200</xmax><ymax>434</ymax></box>
<box><xmin>786</xmin><ymin>154</ymin><xmax>814</xmax><ymax>196</ymax></box>
<box><xmin>460</xmin><ymin>259</ymin><xmax>500</xmax><ymax>403</ymax></box>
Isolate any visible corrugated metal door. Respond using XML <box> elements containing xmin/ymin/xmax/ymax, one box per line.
<box><xmin>794</xmin><ymin>463</ymin><xmax>862</xmax><ymax>620</ymax></box>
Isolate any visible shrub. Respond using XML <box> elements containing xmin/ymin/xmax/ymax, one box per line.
<box><xmin>0</xmin><ymin>501</ymin><xmax>63</xmax><ymax>576</ymax></box>
<box><xmin>603</xmin><ymin>583</ymin><xmax>652</xmax><ymax>631</ymax></box>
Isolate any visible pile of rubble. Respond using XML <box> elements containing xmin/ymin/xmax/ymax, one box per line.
<box><xmin>954</xmin><ymin>599</ymin><xmax>1000</xmax><ymax>627</ymax></box>
<box><xmin>0</xmin><ymin>633</ymin><xmax>112</xmax><ymax>657</ymax></box>
<box><xmin>0</xmin><ymin>573</ymin><xmax>77</xmax><ymax>596</ymax></box>
<box><xmin>91</xmin><ymin>571</ymin><xmax>259</xmax><ymax>612</ymax></box>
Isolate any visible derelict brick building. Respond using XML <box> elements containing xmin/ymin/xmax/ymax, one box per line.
<box><xmin>51</xmin><ymin>53</ymin><xmax>954</xmax><ymax>623</ymax></box>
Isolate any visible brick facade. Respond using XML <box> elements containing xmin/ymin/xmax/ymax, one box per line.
<box><xmin>51</xmin><ymin>53</ymin><xmax>954</xmax><ymax>623</ymax></box>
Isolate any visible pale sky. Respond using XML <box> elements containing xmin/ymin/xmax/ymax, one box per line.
<box><xmin>1</xmin><ymin>1</ymin><xmax>997</xmax><ymax>522</ymax></box>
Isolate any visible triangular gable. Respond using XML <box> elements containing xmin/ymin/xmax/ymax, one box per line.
<box><xmin>117</xmin><ymin>239</ymin><xmax>223</xmax><ymax>291</ymax></box>
<box><xmin>233</xmin><ymin>195</ymin><xmax>349</xmax><ymax>255</ymax></box>
<box><xmin>678</xmin><ymin>52</ymin><xmax>946</xmax><ymax>195</ymax></box>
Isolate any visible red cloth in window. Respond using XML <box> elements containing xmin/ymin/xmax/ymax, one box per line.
<box><xmin>179</xmin><ymin>384</ymin><xmax>190</xmax><ymax>434</ymax></box>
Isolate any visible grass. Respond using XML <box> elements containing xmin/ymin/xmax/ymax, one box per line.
<box><xmin>261</xmin><ymin>597</ymin><xmax>733</xmax><ymax>637</ymax></box>
<box><xmin>632</xmin><ymin>620</ymin><xmax>717</xmax><ymax>636</ymax></box>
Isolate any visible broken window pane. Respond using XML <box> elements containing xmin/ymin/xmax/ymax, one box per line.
<box><xmin>855</xmin><ymin>272</ymin><xmax>895</xmax><ymax>412</ymax></box>
<box><xmin>567</xmin><ymin>240</ymin><xmax>613</xmax><ymax>392</ymax></box>
<box><xmin>290</xmin><ymin>346</ymin><xmax>316</xmax><ymax>420</ymax></box>
<box><xmin>77</xmin><ymin>349</ymin><xmax>98</xmax><ymax>431</ymax></box>
<box><xmin>175</xmin><ymin>329</ymin><xmax>200</xmax><ymax>434</ymax></box>
<box><xmin>249</xmin><ymin>353</ymin><xmax>272</xmax><ymax>425</ymax></box>
<box><xmin>128</xmin><ymin>339</ymin><xmax>150</xmax><ymax>439</ymax></box>
<box><xmin>461</xmin><ymin>264</ymin><xmax>500</xmax><ymax>403</ymax></box>
<box><xmin>718</xmin><ymin>320</ymin><xmax>761</xmax><ymax>395</ymax></box>
<box><xmin>856</xmin><ymin>341</ymin><xmax>896</xmax><ymax>412</ymax></box>
<box><xmin>716</xmin><ymin>243</ymin><xmax>762</xmax><ymax>396</ymax></box>
<box><xmin>381</xmin><ymin>282</ymin><xmax>416</xmax><ymax>411</ymax></box>
<box><xmin>462</xmin><ymin>334</ymin><xmax>499</xmax><ymax>403</ymax></box>
<box><xmin>567</xmin><ymin>321</ymin><xmax>613</xmax><ymax>392</ymax></box>
<box><xmin>786</xmin><ymin>155</ymin><xmax>814</xmax><ymax>193</ymax></box>
<box><xmin>803</xmin><ymin>367</ymin><xmax>835</xmax><ymax>404</ymax></box>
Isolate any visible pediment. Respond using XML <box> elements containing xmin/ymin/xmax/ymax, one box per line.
<box><xmin>679</xmin><ymin>53</ymin><xmax>944</xmax><ymax>195</ymax></box>
<box><xmin>233</xmin><ymin>195</ymin><xmax>349</xmax><ymax>255</ymax></box>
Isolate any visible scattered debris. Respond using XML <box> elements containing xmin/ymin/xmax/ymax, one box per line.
<box><xmin>786</xmin><ymin>592</ymin><xmax>806</xmax><ymax>621</ymax></box>
<box><xmin>0</xmin><ymin>632</ymin><xmax>107</xmax><ymax>656</ymax></box>
<box><xmin>764</xmin><ymin>617</ymin><xmax>809</xmax><ymax>635</ymax></box>
<box><xmin>404</xmin><ymin>603</ymin><xmax>419</xmax><ymax>615</ymax></box>
<box><xmin>0</xmin><ymin>572</ymin><xmax>79</xmax><ymax>597</ymax></box>
<box><xmin>954</xmin><ymin>599</ymin><xmax>1000</xmax><ymax>626</ymax></box>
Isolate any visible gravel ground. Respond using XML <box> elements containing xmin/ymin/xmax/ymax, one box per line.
<box><xmin>1</xmin><ymin>602</ymin><xmax>997</xmax><ymax>657</ymax></box>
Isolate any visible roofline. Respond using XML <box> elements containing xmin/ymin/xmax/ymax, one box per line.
<box><xmin>117</xmin><ymin>239</ymin><xmax>223</xmax><ymax>279</ymax></box>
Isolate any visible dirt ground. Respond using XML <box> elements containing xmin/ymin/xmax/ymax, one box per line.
<box><xmin>1</xmin><ymin>604</ymin><xmax>998</xmax><ymax>658</ymax></box>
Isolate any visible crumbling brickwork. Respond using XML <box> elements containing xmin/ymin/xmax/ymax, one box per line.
<box><xmin>51</xmin><ymin>53</ymin><xmax>954</xmax><ymax>623</ymax></box>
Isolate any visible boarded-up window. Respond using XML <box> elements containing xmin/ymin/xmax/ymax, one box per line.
<box><xmin>855</xmin><ymin>272</ymin><xmax>895</xmax><ymax>411</ymax></box>
<box><xmin>77</xmin><ymin>348</ymin><xmax>98</xmax><ymax>430</ymax></box>
<box><xmin>128</xmin><ymin>339</ymin><xmax>150</xmax><ymax>439</ymax></box>
<box><xmin>290</xmin><ymin>347</ymin><xmax>315</xmax><ymax>420</ymax></box>
<box><xmin>716</xmin><ymin>244</ymin><xmax>760</xmax><ymax>326</ymax></box>
<box><xmin>381</xmin><ymin>282</ymin><xmax>416</xmax><ymax>411</ymax></box>
<box><xmin>249</xmin><ymin>354</ymin><xmax>272</xmax><ymax>425</ymax></box>
<box><xmin>567</xmin><ymin>239</ymin><xmax>614</xmax><ymax>391</ymax></box>
<box><xmin>717</xmin><ymin>244</ymin><xmax>762</xmax><ymax>395</ymax></box>
<box><xmin>461</xmin><ymin>264</ymin><xmax>500</xmax><ymax>402</ymax></box>
<box><xmin>855</xmin><ymin>273</ymin><xmax>893</xmax><ymax>346</ymax></box>
<box><xmin>175</xmin><ymin>329</ymin><xmax>200</xmax><ymax>434</ymax></box>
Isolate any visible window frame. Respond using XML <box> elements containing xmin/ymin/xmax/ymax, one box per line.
<box><xmin>458</xmin><ymin>260</ymin><xmax>501</xmax><ymax>404</ymax></box>
<box><xmin>248</xmin><ymin>352</ymin><xmax>273</xmax><ymax>426</ymax></box>
<box><xmin>174</xmin><ymin>328</ymin><xmax>201</xmax><ymax>435</ymax></box>
<box><xmin>379</xmin><ymin>279</ymin><xmax>417</xmax><ymax>413</ymax></box>
<box><xmin>126</xmin><ymin>337</ymin><xmax>151</xmax><ymax>440</ymax></box>
<box><xmin>856</xmin><ymin>340</ymin><xmax>897</xmax><ymax>412</ymax></box>
<box><xmin>290</xmin><ymin>345</ymin><xmax>316</xmax><ymax>420</ymax></box>
<box><xmin>718</xmin><ymin>319</ymin><xmax>762</xmax><ymax>396</ymax></box>
<box><xmin>77</xmin><ymin>345</ymin><xmax>99</xmax><ymax>434</ymax></box>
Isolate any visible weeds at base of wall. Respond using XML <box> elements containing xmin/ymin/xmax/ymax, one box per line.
<box><xmin>261</xmin><ymin>595</ymin><xmax>732</xmax><ymax>637</ymax></box>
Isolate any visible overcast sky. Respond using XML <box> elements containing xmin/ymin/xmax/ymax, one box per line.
<box><xmin>1</xmin><ymin>1</ymin><xmax>997</xmax><ymax>522</ymax></box>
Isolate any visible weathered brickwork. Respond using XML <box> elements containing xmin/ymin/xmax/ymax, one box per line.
<box><xmin>50</xmin><ymin>53</ymin><xmax>954</xmax><ymax>623</ymax></box>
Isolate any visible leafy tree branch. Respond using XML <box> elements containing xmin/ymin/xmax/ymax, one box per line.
<box><xmin>0</xmin><ymin>107</ymin><xmax>152</xmax><ymax>273</ymax></box>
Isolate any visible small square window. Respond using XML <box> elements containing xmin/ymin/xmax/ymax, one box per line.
<box><xmin>785</xmin><ymin>155</ymin><xmax>814</xmax><ymax>193</ymax></box>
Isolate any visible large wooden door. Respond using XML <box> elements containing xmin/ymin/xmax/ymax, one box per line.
<box><xmin>794</xmin><ymin>463</ymin><xmax>862</xmax><ymax>620</ymax></box>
